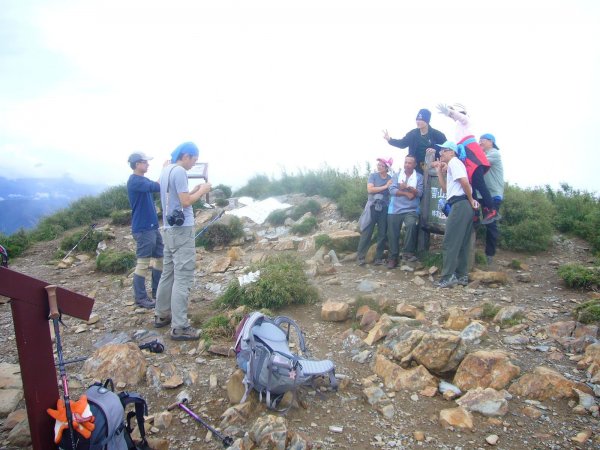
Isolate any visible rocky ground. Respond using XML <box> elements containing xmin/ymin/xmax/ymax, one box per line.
<box><xmin>1</xmin><ymin>194</ymin><xmax>600</xmax><ymax>449</ymax></box>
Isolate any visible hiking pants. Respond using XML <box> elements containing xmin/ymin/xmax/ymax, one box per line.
<box><xmin>441</xmin><ymin>198</ymin><xmax>473</xmax><ymax>279</ymax></box>
<box><xmin>132</xmin><ymin>229</ymin><xmax>164</xmax><ymax>301</ymax></box>
<box><xmin>471</xmin><ymin>165</ymin><xmax>494</xmax><ymax>212</ymax></box>
<box><xmin>155</xmin><ymin>226</ymin><xmax>196</xmax><ymax>329</ymax></box>
<box><xmin>357</xmin><ymin>205</ymin><xmax>388</xmax><ymax>260</ymax></box>
<box><xmin>485</xmin><ymin>197</ymin><xmax>503</xmax><ymax>257</ymax></box>
<box><xmin>387</xmin><ymin>211</ymin><xmax>418</xmax><ymax>260</ymax></box>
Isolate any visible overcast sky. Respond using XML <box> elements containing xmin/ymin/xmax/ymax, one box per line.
<box><xmin>1</xmin><ymin>0</ymin><xmax>599</xmax><ymax>194</ymax></box>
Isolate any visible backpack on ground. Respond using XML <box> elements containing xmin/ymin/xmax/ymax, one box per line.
<box><xmin>59</xmin><ymin>379</ymin><xmax>150</xmax><ymax>450</ymax></box>
<box><xmin>233</xmin><ymin>311</ymin><xmax>338</xmax><ymax>410</ymax></box>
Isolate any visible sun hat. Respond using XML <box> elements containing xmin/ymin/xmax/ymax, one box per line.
<box><xmin>436</xmin><ymin>141</ymin><xmax>458</xmax><ymax>153</ymax></box>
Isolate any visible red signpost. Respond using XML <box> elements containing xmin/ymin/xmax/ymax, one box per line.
<box><xmin>0</xmin><ymin>267</ymin><xmax>94</xmax><ymax>450</ymax></box>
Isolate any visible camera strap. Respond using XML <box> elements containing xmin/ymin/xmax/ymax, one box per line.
<box><xmin>165</xmin><ymin>165</ymin><xmax>184</xmax><ymax>219</ymax></box>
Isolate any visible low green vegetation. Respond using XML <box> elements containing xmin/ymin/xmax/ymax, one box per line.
<box><xmin>558</xmin><ymin>263</ymin><xmax>600</xmax><ymax>289</ymax></box>
<box><xmin>290</xmin><ymin>199</ymin><xmax>321</xmax><ymax>220</ymax></box>
<box><xmin>215</xmin><ymin>254</ymin><xmax>318</xmax><ymax>310</ymax></box>
<box><xmin>96</xmin><ymin>250</ymin><xmax>136</xmax><ymax>273</ymax></box>
<box><xmin>266</xmin><ymin>209</ymin><xmax>289</xmax><ymax>226</ymax></box>
<box><xmin>110</xmin><ymin>210</ymin><xmax>132</xmax><ymax>226</ymax></box>
<box><xmin>573</xmin><ymin>299</ymin><xmax>600</xmax><ymax>324</ymax></box>
<box><xmin>481</xmin><ymin>303</ymin><xmax>501</xmax><ymax>320</ymax></box>
<box><xmin>420</xmin><ymin>251</ymin><xmax>443</xmax><ymax>269</ymax></box>
<box><xmin>499</xmin><ymin>184</ymin><xmax>554</xmax><ymax>253</ymax></box>
<box><xmin>196</xmin><ymin>216</ymin><xmax>244</xmax><ymax>250</ymax></box>
<box><xmin>200</xmin><ymin>314</ymin><xmax>235</xmax><ymax>338</ymax></box>
<box><xmin>475</xmin><ymin>251</ymin><xmax>487</xmax><ymax>267</ymax></box>
<box><xmin>500</xmin><ymin>312</ymin><xmax>524</xmax><ymax>328</ymax></box>
<box><xmin>291</xmin><ymin>217</ymin><xmax>317</xmax><ymax>235</ymax></box>
<box><xmin>214</xmin><ymin>184</ymin><xmax>232</xmax><ymax>199</ymax></box>
<box><xmin>60</xmin><ymin>228</ymin><xmax>112</xmax><ymax>254</ymax></box>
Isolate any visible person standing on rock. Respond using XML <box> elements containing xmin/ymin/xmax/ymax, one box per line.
<box><xmin>154</xmin><ymin>142</ymin><xmax>211</xmax><ymax>341</ymax></box>
<box><xmin>431</xmin><ymin>141</ymin><xmax>479</xmax><ymax>288</ymax></box>
<box><xmin>479</xmin><ymin>133</ymin><xmax>504</xmax><ymax>266</ymax></box>
<box><xmin>386</xmin><ymin>155</ymin><xmax>423</xmax><ymax>269</ymax></box>
<box><xmin>383</xmin><ymin>108</ymin><xmax>447</xmax><ymax>174</ymax></box>
<box><xmin>127</xmin><ymin>152</ymin><xmax>163</xmax><ymax>309</ymax></box>
<box><xmin>356</xmin><ymin>157</ymin><xmax>393</xmax><ymax>266</ymax></box>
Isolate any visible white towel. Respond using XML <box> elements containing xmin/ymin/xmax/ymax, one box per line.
<box><xmin>398</xmin><ymin>169</ymin><xmax>417</xmax><ymax>188</ymax></box>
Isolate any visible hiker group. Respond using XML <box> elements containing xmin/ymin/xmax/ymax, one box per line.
<box><xmin>127</xmin><ymin>142</ymin><xmax>211</xmax><ymax>341</ymax></box>
<box><xmin>358</xmin><ymin>105</ymin><xmax>504</xmax><ymax>288</ymax></box>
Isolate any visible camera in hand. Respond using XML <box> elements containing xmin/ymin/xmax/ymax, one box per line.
<box><xmin>167</xmin><ymin>208</ymin><xmax>185</xmax><ymax>226</ymax></box>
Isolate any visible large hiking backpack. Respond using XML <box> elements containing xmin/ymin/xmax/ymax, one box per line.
<box><xmin>233</xmin><ymin>312</ymin><xmax>338</xmax><ymax>410</ymax></box>
<box><xmin>59</xmin><ymin>379</ymin><xmax>150</xmax><ymax>450</ymax></box>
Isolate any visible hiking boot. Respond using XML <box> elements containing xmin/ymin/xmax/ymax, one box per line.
<box><xmin>154</xmin><ymin>315</ymin><xmax>172</xmax><ymax>328</ymax></box>
<box><xmin>436</xmin><ymin>274</ymin><xmax>458</xmax><ymax>289</ymax></box>
<box><xmin>135</xmin><ymin>297</ymin><xmax>155</xmax><ymax>309</ymax></box>
<box><xmin>486</xmin><ymin>255</ymin><xmax>494</xmax><ymax>267</ymax></box>
<box><xmin>402</xmin><ymin>253</ymin><xmax>418</xmax><ymax>262</ymax></box>
<box><xmin>457</xmin><ymin>275</ymin><xmax>469</xmax><ymax>286</ymax></box>
<box><xmin>357</xmin><ymin>258</ymin><xmax>366</xmax><ymax>266</ymax></box>
<box><xmin>373</xmin><ymin>259</ymin><xmax>385</xmax><ymax>266</ymax></box>
<box><xmin>481</xmin><ymin>208</ymin><xmax>500</xmax><ymax>225</ymax></box>
<box><xmin>170</xmin><ymin>326</ymin><xmax>201</xmax><ymax>341</ymax></box>
<box><xmin>387</xmin><ymin>258</ymin><xmax>398</xmax><ymax>269</ymax></box>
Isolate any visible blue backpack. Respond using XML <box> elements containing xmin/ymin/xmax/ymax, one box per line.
<box><xmin>59</xmin><ymin>380</ymin><xmax>149</xmax><ymax>450</ymax></box>
<box><xmin>233</xmin><ymin>312</ymin><xmax>338</xmax><ymax>410</ymax></box>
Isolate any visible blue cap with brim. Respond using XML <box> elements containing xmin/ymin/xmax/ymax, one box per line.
<box><xmin>480</xmin><ymin>133</ymin><xmax>499</xmax><ymax>149</ymax></box>
<box><xmin>436</xmin><ymin>141</ymin><xmax>458</xmax><ymax>153</ymax></box>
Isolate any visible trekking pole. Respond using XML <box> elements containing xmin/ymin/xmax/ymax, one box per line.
<box><xmin>62</xmin><ymin>223</ymin><xmax>97</xmax><ymax>261</ymax></box>
<box><xmin>45</xmin><ymin>285</ymin><xmax>77</xmax><ymax>450</ymax></box>
<box><xmin>167</xmin><ymin>397</ymin><xmax>233</xmax><ymax>447</ymax></box>
<box><xmin>194</xmin><ymin>210</ymin><xmax>225</xmax><ymax>239</ymax></box>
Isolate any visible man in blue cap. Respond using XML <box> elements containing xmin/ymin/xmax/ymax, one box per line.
<box><xmin>383</xmin><ymin>109</ymin><xmax>447</xmax><ymax>174</ymax></box>
<box><xmin>127</xmin><ymin>152</ymin><xmax>163</xmax><ymax>309</ymax></box>
<box><xmin>479</xmin><ymin>133</ymin><xmax>504</xmax><ymax>266</ymax></box>
<box><xmin>154</xmin><ymin>142</ymin><xmax>211</xmax><ymax>340</ymax></box>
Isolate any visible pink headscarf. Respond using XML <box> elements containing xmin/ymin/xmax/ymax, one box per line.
<box><xmin>376</xmin><ymin>157</ymin><xmax>393</xmax><ymax>169</ymax></box>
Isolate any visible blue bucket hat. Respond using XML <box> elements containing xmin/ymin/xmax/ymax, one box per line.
<box><xmin>436</xmin><ymin>140</ymin><xmax>458</xmax><ymax>153</ymax></box>
<box><xmin>480</xmin><ymin>133</ymin><xmax>499</xmax><ymax>149</ymax></box>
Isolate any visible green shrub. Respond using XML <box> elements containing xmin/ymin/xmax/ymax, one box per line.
<box><xmin>0</xmin><ymin>229</ymin><xmax>31</xmax><ymax>259</ymax></box>
<box><xmin>499</xmin><ymin>184</ymin><xmax>554</xmax><ymax>252</ymax></box>
<box><xmin>96</xmin><ymin>250</ymin><xmax>136</xmax><ymax>273</ymax></box>
<box><xmin>60</xmin><ymin>228</ymin><xmax>111</xmax><ymax>253</ymax></box>
<box><xmin>215</xmin><ymin>198</ymin><xmax>229</xmax><ymax>207</ymax></box>
<box><xmin>574</xmin><ymin>299</ymin><xmax>600</xmax><ymax>324</ymax></box>
<box><xmin>291</xmin><ymin>217</ymin><xmax>317</xmax><ymax>235</ymax></box>
<box><xmin>501</xmin><ymin>312</ymin><xmax>524</xmax><ymax>328</ymax></box>
<box><xmin>420</xmin><ymin>251</ymin><xmax>443</xmax><ymax>269</ymax></box>
<box><xmin>110</xmin><ymin>210</ymin><xmax>132</xmax><ymax>226</ymax></box>
<box><xmin>337</xmin><ymin>180</ymin><xmax>367</xmax><ymax>221</ymax></box>
<box><xmin>266</xmin><ymin>209</ymin><xmax>289</xmax><ymax>226</ymax></box>
<box><xmin>196</xmin><ymin>216</ymin><xmax>244</xmax><ymax>250</ymax></box>
<box><xmin>201</xmin><ymin>314</ymin><xmax>235</xmax><ymax>338</ymax></box>
<box><xmin>315</xmin><ymin>234</ymin><xmax>333</xmax><ymax>250</ymax></box>
<box><xmin>214</xmin><ymin>184</ymin><xmax>232</xmax><ymax>199</ymax></box>
<box><xmin>475</xmin><ymin>251</ymin><xmax>487</xmax><ymax>266</ymax></box>
<box><xmin>558</xmin><ymin>263</ymin><xmax>600</xmax><ymax>289</ymax></box>
<box><xmin>481</xmin><ymin>303</ymin><xmax>501</xmax><ymax>320</ymax></box>
<box><xmin>30</xmin><ymin>222</ymin><xmax>64</xmax><ymax>242</ymax></box>
<box><xmin>547</xmin><ymin>184</ymin><xmax>600</xmax><ymax>253</ymax></box>
<box><xmin>291</xmin><ymin>199</ymin><xmax>321</xmax><ymax>220</ymax></box>
<box><xmin>215</xmin><ymin>254</ymin><xmax>318</xmax><ymax>310</ymax></box>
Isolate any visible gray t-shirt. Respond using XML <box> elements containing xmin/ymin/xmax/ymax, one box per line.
<box><xmin>159</xmin><ymin>164</ymin><xmax>195</xmax><ymax>228</ymax></box>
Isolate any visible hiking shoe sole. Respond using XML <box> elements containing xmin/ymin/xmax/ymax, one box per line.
<box><xmin>170</xmin><ymin>326</ymin><xmax>201</xmax><ymax>341</ymax></box>
<box><xmin>154</xmin><ymin>316</ymin><xmax>172</xmax><ymax>328</ymax></box>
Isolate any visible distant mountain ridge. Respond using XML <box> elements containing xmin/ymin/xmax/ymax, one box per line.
<box><xmin>0</xmin><ymin>176</ymin><xmax>107</xmax><ymax>235</ymax></box>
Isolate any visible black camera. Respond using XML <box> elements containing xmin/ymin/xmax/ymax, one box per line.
<box><xmin>167</xmin><ymin>209</ymin><xmax>185</xmax><ymax>226</ymax></box>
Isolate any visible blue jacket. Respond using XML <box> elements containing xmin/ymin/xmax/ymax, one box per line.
<box><xmin>127</xmin><ymin>174</ymin><xmax>160</xmax><ymax>233</ymax></box>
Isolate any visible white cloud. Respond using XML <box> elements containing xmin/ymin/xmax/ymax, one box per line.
<box><xmin>1</xmin><ymin>0</ymin><xmax>599</xmax><ymax>193</ymax></box>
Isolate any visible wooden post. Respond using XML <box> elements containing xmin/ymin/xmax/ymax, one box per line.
<box><xmin>0</xmin><ymin>267</ymin><xmax>94</xmax><ymax>450</ymax></box>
